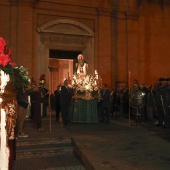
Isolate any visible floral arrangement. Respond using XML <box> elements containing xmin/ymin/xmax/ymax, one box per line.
<box><xmin>0</xmin><ymin>37</ymin><xmax>30</xmax><ymax>139</ymax></box>
<box><xmin>0</xmin><ymin>37</ymin><xmax>30</xmax><ymax>90</ymax></box>
<box><xmin>71</xmin><ymin>74</ymin><xmax>101</xmax><ymax>100</ymax></box>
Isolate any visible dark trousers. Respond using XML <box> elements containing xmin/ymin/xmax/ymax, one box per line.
<box><xmin>30</xmin><ymin>102</ymin><xmax>35</xmax><ymax>120</ymax></box>
<box><xmin>56</xmin><ymin>103</ymin><xmax>60</xmax><ymax>121</ymax></box>
<box><xmin>164</xmin><ymin>104</ymin><xmax>170</xmax><ymax>127</ymax></box>
<box><xmin>42</xmin><ymin>104</ymin><xmax>47</xmax><ymax>117</ymax></box>
<box><xmin>156</xmin><ymin>104</ymin><xmax>164</xmax><ymax>125</ymax></box>
<box><xmin>100</xmin><ymin>105</ymin><xmax>110</xmax><ymax>123</ymax></box>
<box><xmin>60</xmin><ymin>104</ymin><xmax>69</xmax><ymax>125</ymax></box>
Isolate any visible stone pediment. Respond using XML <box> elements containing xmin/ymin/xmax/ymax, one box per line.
<box><xmin>37</xmin><ymin>19</ymin><xmax>94</xmax><ymax>37</ymax></box>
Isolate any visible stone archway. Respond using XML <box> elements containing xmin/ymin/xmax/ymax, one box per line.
<box><xmin>36</xmin><ymin>19</ymin><xmax>95</xmax><ymax>91</ymax></box>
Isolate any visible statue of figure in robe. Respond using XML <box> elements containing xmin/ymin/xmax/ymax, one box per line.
<box><xmin>75</xmin><ymin>54</ymin><xmax>88</xmax><ymax>78</ymax></box>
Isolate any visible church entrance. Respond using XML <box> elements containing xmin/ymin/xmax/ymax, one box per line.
<box><xmin>36</xmin><ymin>19</ymin><xmax>95</xmax><ymax>95</ymax></box>
<box><xmin>49</xmin><ymin>50</ymin><xmax>81</xmax><ymax>93</ymax></box>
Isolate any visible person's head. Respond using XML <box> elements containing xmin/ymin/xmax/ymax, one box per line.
<box><xmin>158</xmin><ymin>78</ymin><xmax>166</xmax><ymax>86</ymax></box>
<box><xmin>103</xmin><ymin>84</ymin><xmax>108</xmax><ymax>90</ymax></box>
<box><xmin>33</xmin><ymin>85</ymin><xmax>39</xmax><ymax>91</ymax></box>
<box><xmin>166</xmin><ymin>78</ymin><xmax>170</xmax><ymax>85</ymax></box>
<box><xmin>68</xmin><ymin>77</ymin><xmax>72</xmax><ymax>84</ymax></box>
<box><xmin>147</xmin><ymin>86</ymin><xmax>152</xmax><ymax>91</ymax></box>
<box><xmin>64</xmin><ymin>79</ymin><xmax>68</xmax><ymax>86</ymax></box>
<box><xmin>57</xmin><ymin>85</ymin><xmax>60</xmax><ymax>90</ymax></box>
<box><xmin>133</xmin><ymin>83</ymin><xmax>139</xmax><ymax>91</ymax></box>
<box><xmin>139</xmin><ymin>83</ymin><xmax>144</xmax><ymax>89</ymax></box>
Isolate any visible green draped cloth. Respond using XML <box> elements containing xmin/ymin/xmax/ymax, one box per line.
<box><xmin>69</xmin><ymin>98</ymin><xmax>99</xmax><ymax>123</ymax></box>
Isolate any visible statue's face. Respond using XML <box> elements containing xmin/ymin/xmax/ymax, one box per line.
<box><xmin>78</xmin><ymin>55</ymin><xmax>83</xmax><ymax>60</ymax></box>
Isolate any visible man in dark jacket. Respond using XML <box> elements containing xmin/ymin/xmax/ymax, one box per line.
<box><xmin>16</xmin><ymin>87</ymin><xmax>31</xmax><ymax>137</ymax></box>
<box><xmin>100</xmin><ymin>84</ymin><xmax>111</xmax><ymax>124</ymax></box>
<box><xmin>54</xmin><ymin>85</ymin><xmax>61</xmax><ymax>122</ymax></box>
<box><xmin>153</xmin><ymin>78</ymin><xmax>166</xmax><ymax>126</ymax></box>
<box><xmin>30</xmin><ymin>85</ymin><xmax>45</xmax><ymax>132</ymax></box>
<box><xmin>60</xmin><ymin>79</ymin><xmax>72</xmax><ymax>125</ymax></box>
<box><xmin>39</xmin><ymin>84</ymin><xmax>49</xmax><ymax>117</ymax></box>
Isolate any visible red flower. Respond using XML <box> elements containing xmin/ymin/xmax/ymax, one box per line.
<box><xmin>0</xmin><ymin>53</ymin><xmax>10</xmax><ymax>67</ymax></box>
<box><xmin>0</xmin><ymin>37</ymin><xmax>6</xmax><ymax>53</ymax></box>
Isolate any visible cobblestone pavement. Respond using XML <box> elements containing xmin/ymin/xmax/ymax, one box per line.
<box><xmin>13</xmin><ymin>116</ymin><xmax>170</xmax><ymax>170</ymax></box>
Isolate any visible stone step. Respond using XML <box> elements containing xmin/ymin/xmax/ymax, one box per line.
<box><xmin>13</xmin><ymin>155</ymin><xmax>86</xmax><ymax>170</ymax></box>
<box><xmin>16</xmin><ymin>137</ymin><xmax>72</xmax><ymax>147</ymax></box>
<box><xmin>16</xmin><ymin>144</ymin><xmax>74</xmax><ymax>159</ymax></box>
<box><xmin>16</xmin><ymin>137</ymin><xmax>74</xmax><ymax>159</ymax></box>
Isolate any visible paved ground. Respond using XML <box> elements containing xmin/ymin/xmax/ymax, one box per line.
<box><xmin>13</xmin><ymin>115</ymin><xmax>170</xmax><ymax>170</ymax></box>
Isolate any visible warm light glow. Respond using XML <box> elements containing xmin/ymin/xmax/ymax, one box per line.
<box><xmin>96</xmin><ymin>75</ymin><xmax>98</xmax><ymax>79</ymax></box>
<box><xmin>85</xmin><ymin>85</ymin><xmax>90</xmax><ymax>90</ymax></box>
<box><xmin>0</xmin><ymin>70</ymin><xmax>10</xmax><ymax>170</ymax></box>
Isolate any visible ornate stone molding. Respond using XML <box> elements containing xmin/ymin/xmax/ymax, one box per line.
<box><xmin>37</xmin><ymin>19</ymin><xmax>94</xmax><ymax>37</ymax></box>
<box><xmin>40</xmin><ymin>33</ymin><xmax>89</xmax><ymax>47</ymax></box>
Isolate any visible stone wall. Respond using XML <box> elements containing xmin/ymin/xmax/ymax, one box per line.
<box><xmin>1</xmin><ymin>0</ymin><xmax>170</xmax><ymax>89</ymax></box>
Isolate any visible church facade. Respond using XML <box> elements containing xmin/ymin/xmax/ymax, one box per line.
<box><xmin>1</xmin><ymin>0</ymin><xmax>170</xmax><ymax>90</ymax></box>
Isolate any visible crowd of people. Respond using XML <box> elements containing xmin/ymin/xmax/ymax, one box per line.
<box><xmin>15</xmin><ymin>51</ymin><xmax>170</xmax><ymax>138</ymax></box>
<box><xmin>100</xmin><ymin>77</ymin><xmax>170</xmax><ymax>128</ymax></box>
<box><xmin>15</xmin><ymin>76</ymin><xmax>170</xmax><ymax>138</ymax></box>
<box><xmin>49</xmin><ymin>76</ymin><xmax>170</xmax><ymax>128</ymax></box>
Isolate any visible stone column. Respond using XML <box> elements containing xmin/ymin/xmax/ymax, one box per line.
<box><xmin>98</xmin><ymin>8</ymin><xmax>112</xmax><ymax>86</ymax></box>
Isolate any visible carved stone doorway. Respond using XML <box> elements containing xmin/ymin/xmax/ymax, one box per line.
<box><xmin>37</xmin><ymin>19</ymin><xmax>94</xmax><ymax>94</ymax></box>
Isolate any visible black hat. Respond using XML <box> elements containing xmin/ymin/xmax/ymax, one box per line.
<box><xmin>159</xmin><ymin>78</ymin><xmax>166</xmax><ymax>82</ymax></box>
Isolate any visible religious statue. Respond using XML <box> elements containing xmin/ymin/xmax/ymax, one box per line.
<box><xmin>75</xmin><ymin>54</ymin><xmax>88</xmax><ymax>78</ymax></box>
